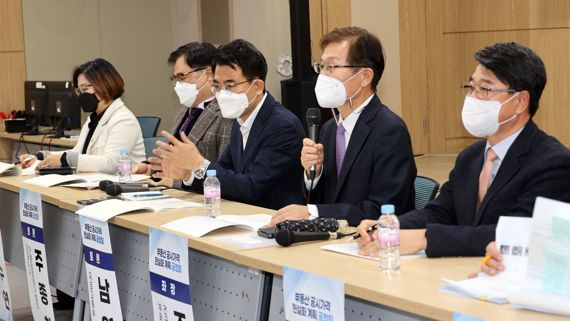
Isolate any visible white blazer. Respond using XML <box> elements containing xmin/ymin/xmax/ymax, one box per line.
<box><xmin>69</xmin><ymin>97</ymin><xmax>145</xmax><ymax>174</ymax></box>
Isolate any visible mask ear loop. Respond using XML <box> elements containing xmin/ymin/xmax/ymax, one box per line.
<box><xmin>195</xmin><ymin>70</ymin><xmax>208</xmax><ymax>91</ymax></box>
<box><xmin>330</xmin><ymin>108</ymin><xmax>340</xmax><ymax>126</ymax></box>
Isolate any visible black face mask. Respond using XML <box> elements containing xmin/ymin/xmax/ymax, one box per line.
<box><xmin>78</xmin><ymin>92</ymin><xmax>100</xmax><ymax>113</ymax></box>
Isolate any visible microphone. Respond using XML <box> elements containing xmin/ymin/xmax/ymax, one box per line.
<box><xmin>105</xmin><ymin>184</ymin><xmax>166</xmax><ymax>197</ymax></box>
<box><xmin>306</xmin><ymin>108</ymin><xmax>321</xmax><ymax>180</ymax></box>
<box><xmin>98</xmin><ymin>180</ymin><xmax>153</xmax><ymax>191</ymax></box>
<box><xmin>276</xmin><ymin>230</ymin><xmax>341</xmax><ymax>247</ymax></box>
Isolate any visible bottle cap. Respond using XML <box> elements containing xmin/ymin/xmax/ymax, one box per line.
<box><xmin>381</xmin><ymin>204</ymin><xmax>395</xmax><ymax>214</ymax></box>
<box><xmin>206</xmin><ymin>169</ymin><xmax>217</xmax><ymax>177</ymax></box>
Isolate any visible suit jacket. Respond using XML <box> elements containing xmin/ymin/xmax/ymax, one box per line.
<box><xmin>190</xmin><ymin>93</ymin><xmax>306</xmax><ymax>210</ymax></box>
<box><xmin>170</xmin><ymin>99</ymin><xmax>233</xmax><ymax>162</ymax></box>
<box><xmin>399</xmin><ymin>120</ymin><xmax>570</xmax><ymax>257</ymax></box>
<box><xmin>310</xmin><ymin>95</ymin><xmax>417</xmax><ymax>226</ymax></box>
<box><xmin>60</xmin><ymin>97</ymin><xmax>145</xmax><ymax>174</ymax></box>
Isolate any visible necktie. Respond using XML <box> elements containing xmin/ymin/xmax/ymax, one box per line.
<box><xmin>179</xmin><ymin>107</ymin><xmax>202</xmax><ymax>135</ymax></box>
<box><xmin>336</xmin><ymin>123</ymin><xmax>346</xmax><ymax>176</ymax></box>
<box><xmin>477</xmin><ymin>148</ymin><xmax>497</xmax><ymax>209</ymax></box>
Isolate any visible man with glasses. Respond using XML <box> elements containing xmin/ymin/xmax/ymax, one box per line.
<box><xmin>356</xmin><ymin>42</ymin><xmax>570</xmax><ymax>257</ymax></box>
<box><xmin>152</xmin><ymin>39</ymin><xmax>306</xmax><ymax>210</ymax></box>
<box><xmin>269</xmin><ymin>27</ymin><xmax>417</xmax><ymax>227</ymax></box>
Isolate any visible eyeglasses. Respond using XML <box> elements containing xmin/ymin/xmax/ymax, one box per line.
<box><xmin>210</xmin><ymin>80</ymin><xmax>252</xmax><ymax>94</ymax></box>
<box><xmin>461</xmin><ymin>83</ymin><xmax>516</xmax><ymax>99</ymax></box>
<box><xmin>170</xmin><ymin>67</ymin><xmax>206</xmax><ymax>85</ymax></box>
<box><xmin>312</xmin><ymin>62</ymin><xmax>367</xmax><ymax>74</ymax></box>
<box><xmin>74</xmin><ymin>84</ymin><xmax>93</xmax><ymax>95</ymax></box>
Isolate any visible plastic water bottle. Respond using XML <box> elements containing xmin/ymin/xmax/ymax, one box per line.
<box><xmin>118</xmin><ymin>147</ymin><xmax>132</xmax><ymax>183</ymax></box>
<box><xmin>378</xmin><ymin>204</ymin><xmax>400</xmax><ymax>272</ymax></box>
<box><xmin>203</xmin><ymin>169</ymin><xmax>221</xmax><ymax>217</ymax></box>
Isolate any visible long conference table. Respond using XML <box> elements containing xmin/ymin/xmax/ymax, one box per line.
<box><xmin>0</xmin><ymin>174</ymin><xmax>565</xmax><ymax>321</ymax></box>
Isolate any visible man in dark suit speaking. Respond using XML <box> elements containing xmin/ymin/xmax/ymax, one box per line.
<box><xmin>357</xmin><ymin>42</ymin><xmax>570</xmax><ymax>257</ymax></box>
<box><xmin>270</xmin><ymin>27</ymin><xmax>417</xmax><ymax>227</ymax></box>
<box><xmin>153</xmin><ymin>39</ymin><xmax>305</xmax><ymax>210</ymax></box>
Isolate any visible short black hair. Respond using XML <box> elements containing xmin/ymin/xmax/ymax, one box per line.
<box><xmin>321</xmin><ymin>27</ymin><xmax>385</xmax><ymax>92</ymax></box>
<box><xmin>212</xmin><ymin>39</ymin><xmax>268</xmax><ymax>82</ymax></box>
<box><xmin>167</xmin><ymin>42</ymin><xmax>217</xmax><ymax>69</ymax></box>
<box><xmin>475</xmin><ymin>42</ymin><xmax>546</xmax><ymax>117</ymax></box>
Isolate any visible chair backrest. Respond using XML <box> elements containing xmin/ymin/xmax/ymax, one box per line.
<box><xmin>137</xmin><ymin>116</ymin><xmax>161</xmax><ymax>138</ymax></box>
<box><xmin>414</xmin><ymin>175</ymin><xmax>440</xmax><ymax>209</ymax></box>
<box><xmin>143</xmin><ymin>136</ymin><xmax>166</xmax><ymax>158</ymax></box>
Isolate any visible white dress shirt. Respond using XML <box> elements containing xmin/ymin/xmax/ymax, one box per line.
<box><xmin>483</xmin><ymin>127</ymin><xmax>524</xmax><ymax>185</ymax></box>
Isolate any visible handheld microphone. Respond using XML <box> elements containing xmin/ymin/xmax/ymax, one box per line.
<box><xmin>98</xmin><ymin>180</ymin><xmax>153</xmax><ymax>191</ymax></box>
<box><xmin>105</xmin><ymin>184</ymin><xmax>166</xmax><ymax>197</ymax></box>
<box><xmin>276</xmin><ymin>229</ymin><xmax>341</xmax><ymax>247</ymax></box>
<box><xmin>306</xmin><ymin>108</ymin><xmax>321</xmax><ymax>180</ymax></box>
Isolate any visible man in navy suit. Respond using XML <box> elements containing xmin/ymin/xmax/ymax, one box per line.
<box><xmin>269</xmin><ymin>27</ymin><xmax>417</xmax><ymax>227</ymax></box>
<box><xmin>154</xmin><ymin>39</ymin><xmax>305</xmax><ymax>210</ymax></box>
<box><xmin>357</xmin><ymin>42</ymin><xmax>570</xmax><ymax>257</ymax></box>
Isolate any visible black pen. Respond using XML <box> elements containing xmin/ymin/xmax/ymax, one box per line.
<box><xmin>352</xmin><ymin>224</ymin><xmax>378</xmax><ymax>240</ymax></box>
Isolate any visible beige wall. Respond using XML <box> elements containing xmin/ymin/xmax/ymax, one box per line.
<box><xmin>232</xmin><ymin>0</ymin><xmax>291</xmax><ymax>100</ymax></box>
<box><xmin>351</xmin><ymin>0</ymin><xmax>402</xmax><ymax>116</ymax></box>
<box><xmin>22</xmin><ymin>0</ymin><xmax>174</xmax><ymax>131</ymax></box>
<box><xmin>170</xmin><ymin>0</ymin><xmax>201</xmax><ymax>49</ymax></box>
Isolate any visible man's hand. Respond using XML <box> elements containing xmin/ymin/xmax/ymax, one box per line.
<box><xmin>469</xmin><ymin>242</ymin><xmax>504</xmax><ymax>278</ymax></box>
<box><xmin>37</xmin><ymin>154</ymin><xmax>61</xmax><ymax>169</ymax></box>
<box><xmin>19</xmin><ymin>154</ymin><xmax>37</xmax><ymax>168</ymax></box>
<box><xmin>269</xmin><ymin>205</ymin><xmax>310</xmax><ymax>227</ymax></box>
<box><xmin>400</xmin><ymin>229</ymin><xmax>427</xmax><ymax>255</ymax></box>
<box><xmin>155</xmin><ymin>131</ymin><xmax>204</xmax><ymax>171</ymax></box>
<box><xmin>300</xmin><ymin>138</ymin><xmax>324</xmax><ymax>177</ymax></box>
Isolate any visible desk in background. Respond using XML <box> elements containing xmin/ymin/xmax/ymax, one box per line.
<box><xmin>0</xmin><ymin>131</ymin><xmax>78</xmax><ymax>162</ymax></box>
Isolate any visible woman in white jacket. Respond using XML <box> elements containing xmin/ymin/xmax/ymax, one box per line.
<box><xmin>20</xmin><ymin>58</ymin><xmax>145</xmax><ymax>174</ymax></box>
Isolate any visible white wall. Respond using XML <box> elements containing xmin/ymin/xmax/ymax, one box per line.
<box><xmin>232</xmin><ymin>0</ymin><xmax>291</xmax><ymax>100</ymax></box>
<box><xmin>351</xmin><ymin>0</ymin><xmax>402</xmax><ymax>115</ymax></box>
<box><xmin>23</xmin><ymin>0</ymin><xmax>174</xmax><ymax>130</ymax></box>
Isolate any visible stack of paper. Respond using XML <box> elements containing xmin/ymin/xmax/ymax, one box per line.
<box><xmin>0</xmin><ymin>162</ymin><xmax>20</xmax><ymax>176</ymax></box>
<box><xmin>76</xmin><ymin>198</ymin><xmax>203</xmax><ymax>222</ymax></box>
<box><xmin>161</xmin><ymin>214</ymin><xmax>272</xmax><ymax>238</ymax></box>
<box><xmin>321</xmin><ymin>242</ymin><xmax>426</xmax><ymax>261</ymax></box>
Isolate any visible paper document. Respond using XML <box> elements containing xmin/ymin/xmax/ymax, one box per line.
<box><xmin>507</xmin><ymin>197</ymin><xmax>570</xmax><ymax>316</ymax></box>
<box><xmin>24</xmin><ymin>173</ymin><xmax>111</xmax><ymax>187</ymax></box>
<box><xmin>161</xmin><ymin>214</ymin><xmax>272</xmax><ymax>238</ymax></box>
<box><xmin>214</xmin><ymin>233</ymin><xmax>277</xmax><ymax>249</ymax></box>
<box><xmin>0</xmin><ymin>162</ymin><xmax>21</xmax><ymax>176</ymax></box>
<box><xmin>76</xmin><ymin>198</ymin><xmax>202</xmax><ymax>222</ymax></box>
<box><xmin>62</xmin><ymin>174</ymin><xmax>149</xmax><ymax>189</ymax></box>
<box><xmin>440</xmin><ymin>216</ymin><xmax>532</xmax><ymax>304</ymax></box>
<box><xmin>21</xmin><ymin>160</ymin><xmax>40</xmax><ymax>176</ymax></box>
<box><xmin>321</xmin><ymin>242</ymin><xmax>426</xmax><ymax>261</ymax></box>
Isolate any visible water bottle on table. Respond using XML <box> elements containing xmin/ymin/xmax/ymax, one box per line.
<box><xmin>378</xmin><ymin>204</ymin><xmax>400</xmax><ymax>272</ymax></box>
<box><xmin>204</xmin><ymin>169</ymin><xmax>221</xmax><ymax>217</ymax></box>
<box><xmin>118</xmin><ymin>147</ymin><xmax>132</xmax><ymax>183</ymax></box>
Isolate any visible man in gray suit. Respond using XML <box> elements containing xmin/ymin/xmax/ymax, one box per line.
<box><xmin>137</xmin><ymin>42</ymin><xmax>233</xmax><ymax>186</ymax></box>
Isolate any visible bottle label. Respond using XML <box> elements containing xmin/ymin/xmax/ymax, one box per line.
<box><xmin>204</xmin><ymin>187</ymin><xmax>220</xmax><ymax>199</ymax></box>
<box><xmin>378</xmin><ymin>228</ymin><xmax>400</xmax><ymax>245</ymax></box>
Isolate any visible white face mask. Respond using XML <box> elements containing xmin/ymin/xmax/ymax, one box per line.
<box><xmin>461</xmin><ymin>93</ymin><xmax>520</xmax><ymax>137</ymax></box>
<box><xmin>314</xmin><ymin>71</ymin><xmax>362</xmax><ymax>108</ymax></box>
<box><xmin>173</xmin><ymin>71</ymin><xmax>206</xmax><ymax>107</ymax></box>
<box><xmin>215</xmin><ymin>81</ymin><xmax>258</xmax><ymax>119</ymax></box>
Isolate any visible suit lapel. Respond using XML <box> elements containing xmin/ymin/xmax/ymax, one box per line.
<box><xmin>332</xmin><ymin>98</ymin><xmax>377</xmax><ymax>200</ymax></box>
<box><xmin>170</xmin><ymin>106</ymin><xmax>190</xmax><ymax>133</ymax></box>
<box><xmin>188</xmin><ymin>100</ymin><xmax>217</xmax><ymax>144</ymax></box>
<box><xmin>465</xmin><ymin>148</ymin><xmax>484</xmax><ymax>225</ymax></box>
<box><xmin>473</xmin><ymin>121</ymin><xmax>537</xmax><ymax>225</ymax></box>
<box><xmin>86</xmin><ymin>100</ymin><xmax>121</xmax><ymax>153</ymax></box>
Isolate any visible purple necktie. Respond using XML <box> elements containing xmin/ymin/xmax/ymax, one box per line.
<box><xmin>336</xmin><ymin>123</ymin><xmax>346</xmax><ymax>176</ymax></box>
<box><xmin>179</xmin><ymin>107</ymin><xmax>202</xmax><ymax>135</ymax></box>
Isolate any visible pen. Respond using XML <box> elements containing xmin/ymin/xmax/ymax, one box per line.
<box><xmin>352</xmin><ymin>224</ymin><xmax>378</xmax><ymax>240</ymax></box>
<box><xmin>480</xmin><ymin>255</ymin><xmax>492</xmax><ymax>266</ymax></box>
<box><xmin>131</xmin><ymin>193</ymin><xmax>163</xmax><ymax>197</ymax></box>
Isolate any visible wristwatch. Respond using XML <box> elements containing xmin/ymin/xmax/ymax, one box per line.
<box><xmin>192</xmin><ymin>158</ymin><xmax>210</xmax><ymax>180</ymax></box>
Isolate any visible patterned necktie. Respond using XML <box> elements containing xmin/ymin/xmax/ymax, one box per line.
<box><xmin>477</xmin><ymin>148</ymin><xmax>497</xmax><ymax>210</ymax></box>
<box><xmin>179</xmin><ymin>107</ymin><xmax>202</xmax><ymax>135</ymax></box>
<box><xmin>336</xmin><ymin>123</ymin><xmax>346</xmax><ymax>176</ymax></box>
